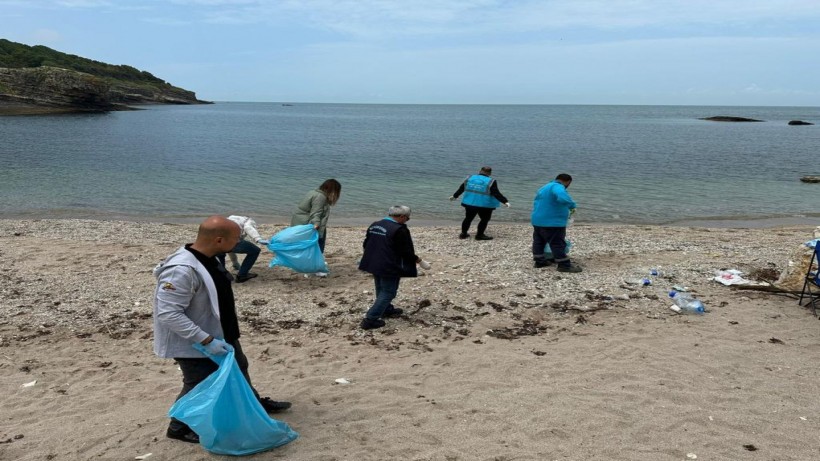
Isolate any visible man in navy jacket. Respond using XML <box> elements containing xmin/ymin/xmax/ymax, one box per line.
<box><xmin>358</xmin><ymin>206</ymin><xmax>430</xmax><ymax>330</ymax></box>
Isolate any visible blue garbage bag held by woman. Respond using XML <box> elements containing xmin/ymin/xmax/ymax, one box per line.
<box><xmin>168</xmin><ymin>344</ymin><xmax>298</xmax><ymax>456</ymax></box>
<box><xmin>267</xmin><ymin>224</ymin><xmax>329</xmax><ymax>273</ymax></box>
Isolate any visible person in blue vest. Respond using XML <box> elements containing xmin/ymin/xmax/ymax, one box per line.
<box><xmin>358</xmin><ymin>205</ymin><xmax>431</xmax><ymax>330</ymax></box>
<box><xmin>531</xmin><ymin>173</ymin><xmax>582</xmax><ymax>273</ymax></box>
<box><xmin>450</xmin><ymin>166</ymin><xmax>510</xmax><ymax>240</ymax></box>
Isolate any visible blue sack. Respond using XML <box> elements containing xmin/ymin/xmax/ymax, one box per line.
<box><xmin>544</xmin><ymin>239</ymin><xmax>573</xmax><ymax>258</ymax></box>
<box><xmin>267</xmin><ymin>224</ymin><xmax>328</xmax><ymax>273</ymax></box>
<box><xmin>168</xmin><ymin>344</ymin><xmax>298</xmax><ymax>456</ymax></box>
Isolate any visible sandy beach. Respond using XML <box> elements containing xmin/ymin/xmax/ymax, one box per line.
<box><xmin>2</xmin><ymin>218</ymin><xmax>820</xmax><ymax>461</ymax></box>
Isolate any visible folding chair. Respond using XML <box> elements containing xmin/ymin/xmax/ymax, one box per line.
<box><xmin>798</xmin><ymin>244</ymin><xmax>820</xmax><ymax>316</ymax></box>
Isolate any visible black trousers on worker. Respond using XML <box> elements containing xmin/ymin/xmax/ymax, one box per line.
<box><xmin>461</xmin><ymin>205</ymin><xmax>494</xmax><ymax>236</ymax></box>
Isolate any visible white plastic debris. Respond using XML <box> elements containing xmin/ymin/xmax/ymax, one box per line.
<box><xmin>687</xmin><ymin>453</ymin><xmax>697</xmax><ymax>459</ymax></box>
<box><xmin>135</xmin><ymin>454</ymin><xmax>153</xmax><ymax>460</ymax></box>
<box><xmin>22</xmin><ymin>380</ymin><xmax>37</xmax><ymax>388</ymax></box>
<box><xmin>800</xmin><ymin>416</ymin><xmax>808</xmax><ymax>421</ymax></box>
<box><xmin>334</xmin><ymin>378</ymin><xmax>351</xmax><ymax>385</ymax></box>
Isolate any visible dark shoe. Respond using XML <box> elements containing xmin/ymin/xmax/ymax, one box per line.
<box><xmin>534</xmin><ymin>260</ymin><xmax>552</xmax><ymax>268</ymax></box>
<box><xmin>166</xmin><ymin>428</ymin><xmax>200</xmax><ymax>444</ymax></box>
<box><xmin>360</xmin><ymin>318</ymin><xmax>386</xmax><ymax>330</ymax></box>
<box><xmin>458</xmin><ymin>233</ymin><xmax>469</xmax><ymax>239</ymax></box>
<box><xmin>260</xmin><ymin>397</ymin><xmax>292</xmax><ymax>413</ymax></box>
<box><xmin>235</xmin><ymin>273</ymin><xmax>258</xmax><ymax>283</ymax></box>
<box><xmin>383</xmin><ymin>307</ymin><xmax>404</xmax><ymax>318</ymax></box>
<box><xmin>475</xmin><ymin>234</ymin><xmax>494</xmax><ymax>241</ymax></box>
<box><xmin>557</xmin><ymin>264</ymin><xmax>582</xmax><ymax>273</ymax></box>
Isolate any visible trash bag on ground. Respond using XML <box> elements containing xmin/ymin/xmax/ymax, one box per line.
<box><xmin>267</xmin><ymin>224</ymin><xmax>328</xmax><ymax>273</ymax></box>
<box><xmin>168</xmin><ymin>344</ymin><xmax>298</xmax><ymax>456</ymax></box>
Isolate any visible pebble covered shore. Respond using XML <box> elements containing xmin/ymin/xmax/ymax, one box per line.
<box><xmin>0</xmin><ymin>219</ymin><xmax>810</xmax><ymax>344</ymax></box>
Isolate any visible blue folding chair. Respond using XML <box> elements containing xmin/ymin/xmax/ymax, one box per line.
<box><xmin>798</xmin><ymin>244</ymin><xmax>820</xmax><ymax>317</ymax></box>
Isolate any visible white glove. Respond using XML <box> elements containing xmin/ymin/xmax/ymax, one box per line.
<box><xmin>504</xmin><ymin>202</ymin><xmax>511</xmax><ymax>208</ymax></box>
<box><xmin>419</xmin><ymin>259</ymin><xmax>432</xmax><ymax>270</ymax></box>
<box><xmin>257</xmin><ymin>239</ymin><xmax>269</xmax><ymax>245</ymax></box>
<box><xmin>449</xmin><ymin>196</ymin><xmax>456</xmax><ymax>201</ymax></box>
<box><xmin>203</xmin><ymin>338</ymin><xmax>232</xmax><ymax>356</ymax></box>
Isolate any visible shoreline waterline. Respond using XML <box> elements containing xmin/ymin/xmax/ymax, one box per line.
<box><xmin>2</xmin><ymin>211</ymin><xmax>818</xmax><ymax>230</ymax></box>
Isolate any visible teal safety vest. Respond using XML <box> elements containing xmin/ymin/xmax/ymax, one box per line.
<box><xmin>461</xmin><ymin>175</ymin><xmax>500</xmax><ymax>208</ymax></box>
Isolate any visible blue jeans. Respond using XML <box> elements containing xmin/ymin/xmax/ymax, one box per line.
<box><xmin>169</xmin><ymin>339</ymin><xmax>259</xmax><ymax>433</ymax></box>
<box><xmin>231</xmin><ymin>239</ymin><xmax>261</xmax><ymax>277</ymax></box>
<box><xmin>365</xmin><ymin>275</ymin><xmax>400</xmax><ymax>320</ymax></box>
<box><xmin>532</xmin><ymin>226</ymin><xmax>571</xmax><ymax>267</ymax></box>
<box><xmin>318</xmin><ymin>235</ymin><xmax>326</xmax><ymax>254</ymax></box>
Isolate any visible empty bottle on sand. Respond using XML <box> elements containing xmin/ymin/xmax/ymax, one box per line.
<box><xmin>668</xmin><ymin>290</ymin><xmax>705</xmax><ymax>314</ymax></box>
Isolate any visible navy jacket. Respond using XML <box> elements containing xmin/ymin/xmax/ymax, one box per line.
<box><xmin>358</xmin><ymin>218</ymin><xmax>418</xmax><ymax>277</ymax></box>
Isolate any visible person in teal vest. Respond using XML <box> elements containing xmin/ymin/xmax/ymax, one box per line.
<box><xmin>450</xmin><ymin>166</ymin><xmax>510</xmax><ymax>240</ymax></box>
<box><xmin>531</xmin><ymin>173</ymin><xmax>582</xmax><ymax>273</ymax></box>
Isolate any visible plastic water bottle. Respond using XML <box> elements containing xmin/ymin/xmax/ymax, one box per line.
<box><xmin>668</xmin><ymin>291</ymin><xmax>705</xmax><ymax>314</ymax></box>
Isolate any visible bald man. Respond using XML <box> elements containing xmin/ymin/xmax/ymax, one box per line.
<box><xmin>153</xmin><ymin>216</ymin><xmax>291</xmax><ymax>444</ymax></box>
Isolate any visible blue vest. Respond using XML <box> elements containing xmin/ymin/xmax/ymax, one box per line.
<box><xmin>461</xmin><ymin>175</ymin><xmax>500</xmax><ymax>208</ymax></box>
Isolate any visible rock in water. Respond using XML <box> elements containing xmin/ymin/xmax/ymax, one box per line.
<box><xmin>699</xmin><ymin>116</ymin><xmax>764</xmax><ymax>122</ymax></box>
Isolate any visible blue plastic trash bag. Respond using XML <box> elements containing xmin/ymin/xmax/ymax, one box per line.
<box><xmin>267</xmin><ymin>224</ymin><xmax>328</xmax><ymax>273</ymax></box>
<box><xmin>168</xmin><ymin>344</ymin><xmax>298</xmax><ymax>456</ymax></box>
<box><xmin>544</xmin><ymin>239</ymin><xmax>573</xmax><ymax>258</ymax></box>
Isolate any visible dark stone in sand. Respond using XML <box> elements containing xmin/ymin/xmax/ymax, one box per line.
<box><xmin>699</xmin><ymin>116</ymin><xmax>764</xmax><ymax>122</ymax></box>
<box><xmin>788</xmin><ymin>120</ymin><xmax>814</xmax><ymax>126</ymax></box>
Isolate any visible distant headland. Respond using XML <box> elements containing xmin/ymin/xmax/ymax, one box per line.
<box><xmin>0</xmin><ymin>39</ymin><xmax>210</xmax><ymax>115</ymax></box>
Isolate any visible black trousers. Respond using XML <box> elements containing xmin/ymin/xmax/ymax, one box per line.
<box><xmin>461</xmin><ymin>205</ymin><xmax>494</xmax><ymax>236</ymax></box>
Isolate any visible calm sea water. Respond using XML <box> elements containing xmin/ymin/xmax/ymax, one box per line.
<box><xmin>2</xmin><ymin>103</ymin><xmax>819</xmax><ymax>225</ymax></box>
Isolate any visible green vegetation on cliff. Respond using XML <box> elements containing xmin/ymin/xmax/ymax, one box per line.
<box><xmin>0</xmin><ymin>39</ymin><xmax>207</xmax><ymax>113</ymax></box>
<box><xmin>0</xmin><ymin>38</ymin><xmax>167</xmax><ymax>86</ymax></box>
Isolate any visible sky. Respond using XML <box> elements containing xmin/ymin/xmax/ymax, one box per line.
<box><xmin>1</xmin><ymin>0</ymin><xmax>819</xmax><ymax>105</ymax></box>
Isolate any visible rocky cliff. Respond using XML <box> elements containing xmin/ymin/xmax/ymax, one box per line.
<box><xmin>0</xmin><ymin>67</ymin><xmax>117</xmax><ymax>113</ymax></box>
<box><xmin>0</xmin><ymin>66</ymin><xmax>209</xmax><ymax>114</ymax></box>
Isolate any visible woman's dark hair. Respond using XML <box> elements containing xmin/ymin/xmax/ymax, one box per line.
<box><xmin>319</xmin><ymin>179</ymin><xmax>342</xmax><ymax>205</ymax></box>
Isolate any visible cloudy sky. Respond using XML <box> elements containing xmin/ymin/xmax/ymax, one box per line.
<box><xmin>1</xmin><ymin>0</ymin><xmax>818</xmax><ymax>105</ymax></box>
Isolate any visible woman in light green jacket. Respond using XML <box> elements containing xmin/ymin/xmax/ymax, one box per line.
<box><xmin>291</xmin><ymin>179</ymin><xmax>342</xmax><ymax>253</ymax></box>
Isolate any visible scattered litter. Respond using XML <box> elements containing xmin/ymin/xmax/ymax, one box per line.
<box><xmin>800</xmin><ymin>416</ymin><xmax>808</xmax><ymax>421</ymax></box>
<box><xmin>708</xmin><ymin>416</ymin><xmax>714</xmax><ymax>421</ymax></box>
<box><xmin>21</xmin><ymin>380</ymin><xmax>36</xmax><ymax>388</ymax></box>
<box><xmin>687</xmin><ymin>453</ymin><xmax>697</xmax><ymax>459</ymax></box>
<box><xmin>334</xmin><ymin>378</ymin><xmax>351</xmax><ymax>385</ymax></box>
<box><xmin>713</xmin><ymin>269</ymin><xmax>770</xmax><ymax>286</ymax></box>
<box><xmin>135</xmin><ymin>454</ymin><xmax>153</xmax><ymax>460</ymax></box>
<box><xmin>769</xmin><ymin>337</ymin><xmax>785</xmax><ymax>345</ymax></box>
<box><xmin>805</xmin><ymin>239</ymin><xmax>819</xmax><ymax>248</ymax></box>
<box><xmin>672</xmin><ymin>285</ymin><xmax>689</xmax><ymax>292</ymax></box>
<box><xmin>743</xmin><ymin>444</ymin><xmax>758</xmax><ymax>451</ymax></box>
<box><xmin>714</xmin><ymin>269</ymin><xmax>751</xmax><ymax>285</ymax></box>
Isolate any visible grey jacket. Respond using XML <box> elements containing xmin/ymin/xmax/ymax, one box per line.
<box><xmin>291</xmin><ymin>189</ymin><xmax>330</xmax><ymax>237</ymax></box>
<box><xmin>152</xmin><ymin>246</ymin><xmax>223</xmax><ymax>359</ymax></box>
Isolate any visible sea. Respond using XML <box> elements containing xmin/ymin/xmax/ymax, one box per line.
<box><xmin>2</xmin><ymin>103</ymin><xmax>819</xmax><ymax>227</ymax></box>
